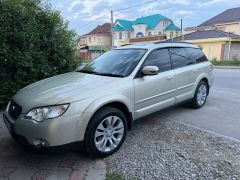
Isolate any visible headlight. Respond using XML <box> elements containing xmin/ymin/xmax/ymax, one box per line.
<box><xmin>25</xmin><ymin>104</ymin><xmax>69</xmax><ymax>122</ymax></box>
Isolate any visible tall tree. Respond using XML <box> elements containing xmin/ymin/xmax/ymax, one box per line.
<box><xmin>0</xmin><ymin>0</ymin><xmax>80</xmax><ymax>108</ymax></box>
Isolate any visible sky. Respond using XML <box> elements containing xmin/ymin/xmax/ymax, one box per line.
<box><xmin>50</xmin><ymin>0</ymin><xmax>240</xmax><ymax>36</ymax></box>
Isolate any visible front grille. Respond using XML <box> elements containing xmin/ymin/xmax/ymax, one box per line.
<box><xmin>8</xmin><ymin>101</ymin><xmax>22</xmax><ymax>120</ymax></box>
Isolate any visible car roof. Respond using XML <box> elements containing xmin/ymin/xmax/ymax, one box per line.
<box><xmin>116</xmin><ymin>42</ymin><xmax>199</xmax><ymax>51</ymax></box>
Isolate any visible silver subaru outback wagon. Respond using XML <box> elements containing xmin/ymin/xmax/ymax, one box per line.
<box><xmin>3</xmin><ymin>42</ymin><xmax>214</xmax><ymax>157</ymax></box>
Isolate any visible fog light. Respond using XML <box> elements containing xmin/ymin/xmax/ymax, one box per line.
<box><xmin>40</xmin><ymin>139</ymin><xmax>49</xmax><ymax>147</ymax></box>
<box><xmin>33</xmin><ymin>138</ymin><xmax>49</xmax><ymax>147</ymax></box>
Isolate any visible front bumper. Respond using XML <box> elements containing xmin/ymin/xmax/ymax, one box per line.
<box><xmin>3</xmin><ymin>111</ymin><xmax>88</xmax><ymax>147</ymax></box>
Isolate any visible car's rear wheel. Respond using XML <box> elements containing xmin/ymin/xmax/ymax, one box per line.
<box><xmin>189</xmin><ymin>80</ymin><xmax>208</xmax><ymax>109</ymax></box>
<box><xmin>84</xmin><ymin>107</ymin><xmax>127</xmax><ymax>157</ymax></box>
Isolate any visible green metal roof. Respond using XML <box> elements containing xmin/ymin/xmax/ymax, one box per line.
<box><xmin>134</xmin><ymin>14</ymin><xmax>171</xmax><ymax>29</ymax></box>
<box><xmin>165</xmin><ymin>23</ymin><xmax>180</xmax><ymax>31</ymax></box>
<box><xmin>115</xmin><ymin>19</ymin><xmax>134</xmax><ymax>30</ymax></box>
<box><xmin>112</xmin><ymin>24</ymin><xmax>124</xmax><ymax>31</ymax></box>
<box><xmin>113</xmin><ymin>14</ymin><xmax>172</xmax><ymax>31</ymax></box>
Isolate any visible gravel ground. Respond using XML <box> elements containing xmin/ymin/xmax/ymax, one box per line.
<box><xmin>105</xmin><ymin>112</ymin><xmax>240</xmax><ymax>180</ymax></box>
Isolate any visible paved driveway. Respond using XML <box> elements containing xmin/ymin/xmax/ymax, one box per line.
<box><xmin>0</xmin><ymin>116</ymin><xmax>106</xmax><ymax>180</ymax></box>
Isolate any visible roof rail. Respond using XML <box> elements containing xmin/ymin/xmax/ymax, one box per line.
<box><xmin>154</xmin><ymin>41</ymin><xmax>193</xmax><ymax>44</ymax></box>
<box><xmin>120</xmin><ymin>44</ymin><xmax>132</xmax><ymax>47</ymax></box>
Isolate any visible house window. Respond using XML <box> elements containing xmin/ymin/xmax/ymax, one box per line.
<box><xmin>163</xmin><ymin>21</ymin><xmax>169</xmax><ymax>27</ymax></box>
<box><xmin>127</xmin><ymin>32</ymin><xmax>131</xmax><ymax>39</ymax></box>
<box><xmin>119</xmin><ymin>32</ymin><xmax>122</xmax><ymax>39</ymax></box>
<box><xmin>89</xmin><ymin>37</ymin><xmax>91</xmax><ymax>42</ymax></box>
<box><xmin>170</xmin><ymin>32</ymin><xmax>173</xmax><ymax>38</ymax></box>
<box><xmin>158</xmin><ymin>31</ymin><xmax>162</xmax><ymax>35</ymax></box>
<box><xmin>148</xmin><ymin>32</ymin><xmax>152</xmax><ymax>36</ymax></box>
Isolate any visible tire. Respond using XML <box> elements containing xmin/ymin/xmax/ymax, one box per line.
<box><xmin>84</xmin><ymin>106</ymin><xmax>127</xmax><ymax>157</ymax></box>
<box><xmin>189</xmin><ymin>80</ymin><xmax>208</xmax><ymax>109</ymax></box>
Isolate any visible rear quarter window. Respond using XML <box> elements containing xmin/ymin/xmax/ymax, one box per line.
<box><xmin>185</xmin><ymin>48</ymin><xmax>208</xmax><ymax>63</ymax></box>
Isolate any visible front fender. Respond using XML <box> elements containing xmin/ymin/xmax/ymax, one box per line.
<box><xmin>72</xmin><ymin>94</ymin><xmax>133</xmax><ymax>142</ymax></box>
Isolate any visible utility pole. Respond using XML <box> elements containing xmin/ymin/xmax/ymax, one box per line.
<box><xmin>228</xmin><ymin>36</ymin><xmax>232</xmax><ymax>60</ymax></box>
<box><xmin>181</xmin><ymin>18</ymin><xmax>184</xmax><ymax>42</ymax></box>
<box><xmin>111</xmin><ymin>10</ymin><xmax>114</xmax><ymax>49</ymax></box>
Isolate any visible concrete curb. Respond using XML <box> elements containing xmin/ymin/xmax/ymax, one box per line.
<box><xmin>213</xmin><ymin>65</ymin><xmax>240</xmax><ymax>69</ymax></box>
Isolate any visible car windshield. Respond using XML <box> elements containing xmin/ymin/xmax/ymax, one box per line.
<box><xmin>78</xmin><ymin>49</ymin><xmax>147</xmax><ymax>77</ymax></box>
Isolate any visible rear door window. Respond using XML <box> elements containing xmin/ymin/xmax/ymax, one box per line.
<box><xmin>169</xmin><ymin>48</ymin><xmax>192</xmax><ymax>69</ymax></box>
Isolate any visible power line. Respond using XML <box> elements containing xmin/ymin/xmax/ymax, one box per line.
<box><xmin>74</xmin><ymin>12</ymin><xmax>110</xmax><ymax>30</ymax></box>
<box><xmin>114</xmin><ymin>0</ymin><xmax>158</xmax><ymax>12</ymax></box>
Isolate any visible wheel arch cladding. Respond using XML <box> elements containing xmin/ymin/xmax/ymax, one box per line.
<box><xmin>90</xmin><ymin>101</ymin><xmax>133</xmax><ymax>131</ymax></box>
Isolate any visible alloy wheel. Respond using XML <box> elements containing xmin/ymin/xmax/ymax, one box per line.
<box><xmin>197</xmin><ymin>84</ymin><xmax>207</xmax><ymax>106</ymax></box>
<box><xmin>94</xmin><ymin>116</ymin><xmax>124</xmax><ymax>152</ymax></box>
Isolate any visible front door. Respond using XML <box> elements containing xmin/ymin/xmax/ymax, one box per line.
<box><xmin>134</xmin><ymin>48</ymin><xmax>175</xmax><ymax>119</ymax></box>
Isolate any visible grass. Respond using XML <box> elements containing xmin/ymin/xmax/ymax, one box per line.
<box><xmin>105</xmin><ymin>172</ymin><xmax>125</xmax><ymax>180</ymax></box>
<box><xmin>211</xmin><ymin>60</ymin><xmax>240</xmax><ymax>66</ymax></box>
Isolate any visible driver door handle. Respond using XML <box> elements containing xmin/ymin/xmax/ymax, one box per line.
<box><xmin>193</xmin><ymin>69</ymin><xmax>198</xmax><ymax>73</ymax></box>
<box><xmin>167</xmin><ymin>76</ymin><xmax>174</xmax><ymax>80</ymax></box>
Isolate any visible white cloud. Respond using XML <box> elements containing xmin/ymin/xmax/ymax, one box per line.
<box><xmin>168</xmin><ymin>0</ymin><xmax>190</xmax><ymax>5</ymax></box>
<box><xmin>173</xmin><ymin>10</ymin><xmax>193</xmax><ymax>16</ymax></box>
<box><xmin>197</xmin><ymin>0</ymin><xmax>229</xmax><ymax>7</ymax></box>
<box><xmin>138</xmin><ymin>1</ymin><xmax>161</xmax><ymax>14</ymax></box>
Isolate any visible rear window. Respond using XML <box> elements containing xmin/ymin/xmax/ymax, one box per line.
<box><xmin>185</xmin><ymin>48</ymin><xmax>208</xmax><ymax>63</ymax></box>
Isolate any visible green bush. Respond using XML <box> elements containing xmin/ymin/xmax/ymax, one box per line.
<box><xmin>211</xmin><ymin>60</ymin><xmax>240</xmax><ymax>66</ymax></box>
<box><xmin>0</xmin><ymin>0</ymin><xmax>80</xmax><ymax>108</ymax></box>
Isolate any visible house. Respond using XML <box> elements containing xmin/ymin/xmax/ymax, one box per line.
<box><xmin>78</xmin><ymin>23</ymin><xmax>112</xmax><ymax>60</ymax></box>
<box><xmin>186</xmin><ymin>7</ymin><xmax>240</xmax><ymax>35</ymax></box>
<box><xmin>180</xmin><ymin>7</ymin><xmax>240</xmax><ymax>61</ymax></box>
<box><xmin>168</xmin><ymin>30</ymin><xmax>240</xmax><ymax>61</ymax></box>
<box><xmin>113</xmin><ymin>14</ymin><xmax>180</xmax><ymax>47</ymax></box>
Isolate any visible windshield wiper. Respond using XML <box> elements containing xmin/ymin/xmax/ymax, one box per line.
<box><xmin>94</xmin><ymin>72</ymin><xmax>125</xmax><ymax>77</ymax></box>
<box><xmin>77</xmin><ymin>69</ymin><xmax>97</xmax><ymax>74</ymax></box>
<box><xmin>78</xmin><ymin>70</ymin><xmax>124</xmax><ymax>77</ymax></box>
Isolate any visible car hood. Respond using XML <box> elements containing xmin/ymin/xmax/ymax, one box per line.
<box><xmin>13</xmin><ymin>72</ymin><xmax>121</xmax><ymax>113</ymax></box>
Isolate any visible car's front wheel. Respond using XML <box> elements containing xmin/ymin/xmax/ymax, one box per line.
<box><xmin>84</xmin><ymin>107</ymin><xmax>127</xmax><ymax>157</ymax></box>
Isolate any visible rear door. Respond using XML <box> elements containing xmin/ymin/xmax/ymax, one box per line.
<box><xmin>134</xmin><ymin>48</ymin><xmax>175</xmax><ymax>119</ymax></box>
<box><xmin>169</xmin><ymin>47</ymin><xmax>198</xmax><ymax>103</ymax></box>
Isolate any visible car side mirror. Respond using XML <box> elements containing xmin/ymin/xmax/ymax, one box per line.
<box><xmin>142</xmin><ymin>66</ymin><xmax>159</xmax><ymax>76</ymax></box>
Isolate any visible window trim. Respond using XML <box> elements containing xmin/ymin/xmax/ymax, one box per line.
<box><xmin>134</xmin><ymin>47</ymin><xmax>207</xmax><ymax>79</ymax></box>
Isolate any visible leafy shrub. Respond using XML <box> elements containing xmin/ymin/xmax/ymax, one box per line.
<box><xmin>0</xmin><ymin>0</ymin><xmax>80</xmax><ymax>108</ymax></box>
<box><xmin>211</xmin><ymin>60</ymin><xmax>240</xmax><ymax>66</ymax></box>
